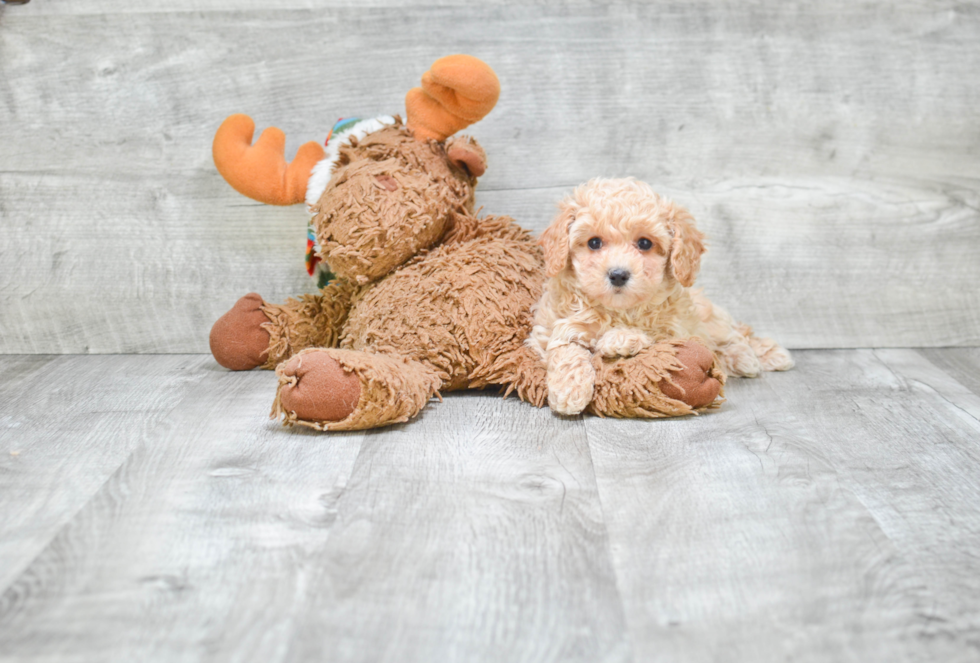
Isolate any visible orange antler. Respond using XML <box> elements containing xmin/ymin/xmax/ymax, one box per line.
<box><xmin>212</xmin><ymin>114</ymin><xmax>325</xmax><ymax>206</ymax></box>
<box><xmin>405</xmin><ymin>55</ymin><xmax>500</xmax><ymax>142</ymax></box>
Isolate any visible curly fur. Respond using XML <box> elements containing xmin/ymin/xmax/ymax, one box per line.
<box><xmin>531</xmin><ymin>178</ymin><xmax>793</xmax><ymax>414</ymax></box>
<box><xmin>214</xmin><ymin>125</ymin><xmax>732</xmax><ymax>428</ymax></box>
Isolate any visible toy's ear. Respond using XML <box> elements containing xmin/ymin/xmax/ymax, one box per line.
<box><xmin>667</xmin><ymin>204</ymin><xmax>706</xmax><ymax>287</ymax></box>
<box><xmin>405</xmin><ymin>54</ymin><xmax>500</xmax><ymax>142</ymax></box>
<box><xmin>539</xmin><ymin>202</ymin><xmax>575</xmax><ymax>278</ymax></box>
<box><xmin>445</xmin><ymin>136</ymin><xmax>487</xmax><ymax>178</ymax></box>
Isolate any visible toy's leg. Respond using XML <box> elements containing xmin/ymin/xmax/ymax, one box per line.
<box><xmin>209</xmin><ymin>280</ymin><xmax>356</xmax><ymax>371</ymax></box>
<box><xmin>260</xmin><ymin>280</ymin><xmax>356</xmax><ymax>367</ymax></box>
<box><xmin>271</xmin><ymin>348</ymin><xmax>443</xmax><ymax>431</ymax></box>
<box><xmin>588</xmin><ymin>339</ymin><xmax>725</xmax><ymax>418</ymax></box>
<box><xmin>209</xmin><ymin>293</ymin><xmax>272</xmax><ymax>371</ymax></box>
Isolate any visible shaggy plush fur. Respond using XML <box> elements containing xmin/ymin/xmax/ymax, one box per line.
<box><xmin>307</xmin><ymin>123</ymin><xmax>478</xmax><ymax>283</ymax></box>
<box><xmin>216</xmin><ymin>118</ymin><xmax>553</xmax><ymax>430</ymax></box>
<box><xmin>210</xmin><ymin>57</ymin><xmax>729</xmax><ymax>430</ymax></box>
<box><xmin>211</xmin><ymin>132</ymin><xmax>726</xmax><ymax>429</ymax></box>
<box><xmin>264</xmin><ymin>207</ymin><xmax>550</xmax><ymax>430</ymax></box>
<box><xmin>530</xmin><ymin>178</ymin><xmax>793</xmax><ymax>415</ymax></box>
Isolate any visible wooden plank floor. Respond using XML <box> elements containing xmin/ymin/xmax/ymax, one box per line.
<box><xmin>2</xmin><ymin>350</ymin><xmax>980</xmax><ymax>662</ymax></box>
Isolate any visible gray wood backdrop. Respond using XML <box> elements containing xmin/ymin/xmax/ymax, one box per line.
<box><xmin>1</xmin><ymin>0</ymin><xmax>978</xmax><ymax>354</ymax></box>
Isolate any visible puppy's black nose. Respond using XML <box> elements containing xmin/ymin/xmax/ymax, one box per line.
<box><xmin>608</xmin><ymin>268</ymin><xmax>631</xmax><ymax>287</ymax></box>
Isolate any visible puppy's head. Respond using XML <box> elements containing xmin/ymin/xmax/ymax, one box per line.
<box><xmin>539</xmin><ymin>178</ymin><xmax>705</xmax><ymax>309</ymax></box>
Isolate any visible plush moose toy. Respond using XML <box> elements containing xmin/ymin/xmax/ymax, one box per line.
<box><xmin>209</xmin><ymin>55</ymin><xmax>722</xmax><ymax>430</ymax></box>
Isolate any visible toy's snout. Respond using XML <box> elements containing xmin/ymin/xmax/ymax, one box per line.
<box><xmin>375</xmin><ymin>174</ymin><xmax>399</xmax><ymax>191</ymax></box>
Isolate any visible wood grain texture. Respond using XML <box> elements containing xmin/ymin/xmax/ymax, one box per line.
<box><xmin>2</xmin><ymin>2</ymin><xmax>979</xmax><ymax>352</ymax></box>
<box><xmin>0</xmin><ymin>354</ymin><xmax>209</xmax><ymax>591</ymax></box>
<box><xmin>0</xmin><ymin>355</ymin><xmax>367</xmax><ymax>662</ymax></box>
<box><xmin>917</xmin><ymin>347</ymin><xmax>980</xmax><ymax>400</ymax></box>
<box><xmin>4</xmin><ymin>0</ymin><xmax>484</xmax><ymax>14</ymax></box>
<box><xmin>586</xmin><ymin>349</ymin><xmax>980</xmax><ymax>662</ymax></box>
<box><xmin>2</xmin><ymin>350</ymin><xmax>980</xmax><ymax>660</ymax></box>
<box><xmin>283</xmin><ymin>392</ymin><xmax>630</xmax><ymax>663</ymax></box>
<box><xmin>879</xmin><ymin>348</ymin><xmax>980</xmax><ymax>424</ymax></box>
<box><xmin>0</xmin><ymin>358</ymin><xmax>628</xmax><ymax>662</ymax></box>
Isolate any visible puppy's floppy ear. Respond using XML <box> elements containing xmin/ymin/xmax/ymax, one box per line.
<box><xmin>539</xmin><ymin>203</ymin><xmax>575</xmax><ymax>278</ymax></box>
<box><xmin>445</xmin><ymin>135</ymin><xmax>487</xmax><ymax>178</ymax></box>
<box><xmin>667</xmin><ymin>204</ymin><xmax>706</xmax><ymax>287</ymax></box>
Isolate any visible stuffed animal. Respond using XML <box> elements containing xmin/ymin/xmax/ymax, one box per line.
<box><xmin>208</xmin><ymin>55</ymin><xmax>722</xmax><ymax>430</ymax></box>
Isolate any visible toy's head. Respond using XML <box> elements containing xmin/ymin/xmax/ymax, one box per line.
<box><xmin>212</xmin><ymin>54</ymin><xmax>499</xmax><ymax>285</ymax></box>
<box><xmin>308</xmin><ymin>121</ymin><xmax>487</xmax><ymax>283</ymax></box>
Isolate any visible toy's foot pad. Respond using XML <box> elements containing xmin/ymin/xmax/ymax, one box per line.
<box><xmin>210</xmin><ymin>293</ymin><xmax>271</xmax><ymax>371</ymax></box>
<box><xmin>277</xmin><ymin>352</ymin><xmax>361</xmax><ymax>424</ymax></box>
<box><xmin>659</xmin><ymin>340</ymin><xmax>722</xmax><ymax>408</ymax></box>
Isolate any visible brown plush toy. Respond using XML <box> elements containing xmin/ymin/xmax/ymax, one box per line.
<box><xmin>209</xmin><ymin>55</ymin><xmax>722</xmax><ymax>430</ymax></box>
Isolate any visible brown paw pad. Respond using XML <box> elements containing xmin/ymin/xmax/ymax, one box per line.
<box><xmin>210</xmin><ymin>293</ymin><xmax>271</xmax><ymax>371</ymax></box>
<box><xmin>278</xmin><ymin>352</ymin><xmax>361</xmax><ymax>423</ymax></box>
<box><xmin>659</xmin><ymin>341</ymin><xmax>721</xmax><ymax>408</ymax></box>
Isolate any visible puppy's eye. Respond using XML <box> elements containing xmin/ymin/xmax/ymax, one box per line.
<box><xmin>637</xmin><ymin>238</ymin><xmax>653</xmax><ymax>251</ymax></box>
<box><xmin>587</xmin><ymin>237</ymin><xmax>603</xmax><ymax>250</ymax></box>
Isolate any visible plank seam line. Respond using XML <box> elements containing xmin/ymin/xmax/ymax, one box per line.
<box><xmin>0</xmin><ymin>443</ymin><xmax>143</xmax><ymax>601</ymax></box>
<box><xmin>579</xmin><ymin>418</ymin><xmax>639</xmax><ymax>663</ymax></box>
<box><xmin>0</xmin><ymin>358</ymin><xmax>209</xmax><ymax>599</ymax></box>
<box><xmin>873</xmin><ymin>349</ymin><xmax>980</xmax><ymax>427</ymax></box>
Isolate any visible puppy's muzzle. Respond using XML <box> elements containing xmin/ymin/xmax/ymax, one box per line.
<box><xmin>607</xmin><ymin>268</ymin><xmax>631</xmax><ymax>288</ymax></box>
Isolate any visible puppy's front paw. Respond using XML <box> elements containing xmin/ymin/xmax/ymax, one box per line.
<box><xmin>548</xmin><ymin>375</ymin><xmax>595</xmax><ymax>415</ymax></box>
<box><xmin>595</xmin><ymin>329</ymin><xmax>651</xmax><ymax>358</ymax></box>
<box><xmin>546</xmin><ymin>344</ymin><xmax>596</xmax><ymax>415</ymax></box>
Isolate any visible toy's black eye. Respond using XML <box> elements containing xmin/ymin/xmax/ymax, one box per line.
<box><xmin>588</xmin><ymin>237</ymin><xmax>603</xmax><ymax>250</ymax></box>
<box><xmin>637</xmin><ymin>237</ymin><xmax>653</xmax><ymax>251</ymax></box>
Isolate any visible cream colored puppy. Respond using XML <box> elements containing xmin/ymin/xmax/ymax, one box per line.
<box><xmin>529</xmin><ymin>178</ymin><xmax>793</xmax><ymax>415</ymax></box>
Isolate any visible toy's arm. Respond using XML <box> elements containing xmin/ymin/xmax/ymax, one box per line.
<box><xmin>589</xmin><ymin>339</ymin><xmax>724</xmax><ymax>417</ymax></box>
<box><xmin>442</xmin><ymin>213</ymin><xmax>532</xmax><ymax>246</ymax></box>
<box><xmin>212</xmin><ymin>114</ymin><xmax>324</xmax><ymax>206</ymax></box>
<box><xmin>260</xmin><ymin>279</ymin><xmax>358</xmax><ymax>368</ymax></box>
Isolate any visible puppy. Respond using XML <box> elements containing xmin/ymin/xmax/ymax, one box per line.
<box><xmin>528</xmin><ymin>178</ymin><xmax>793</xmax><ymax>415</ymax></box>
